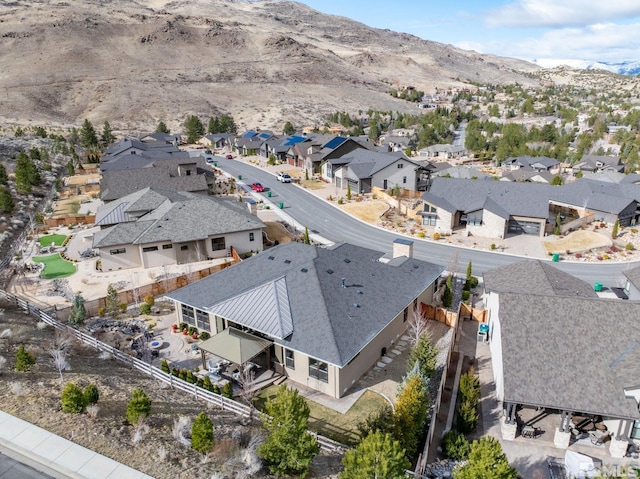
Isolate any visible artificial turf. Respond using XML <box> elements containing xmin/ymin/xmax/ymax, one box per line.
<box><xmin>32</xmin><ymin>253</ymin><xmax>77</xmax><ymax>279</ymax></box>
<box><xmin>38</xmin><ymin>234</ymin><xmax>69</xmax><ymax>248</ymax></box>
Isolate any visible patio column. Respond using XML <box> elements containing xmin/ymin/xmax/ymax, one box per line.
<box><xmin>501</xmin><ymin>402</ymin><xmax>517</xmax><ymax>441</ymax></box>
<box><xmin>554</xmin><ymin>410</ymin><xmax>572</xmax><ymax>449</ymax></box>
<box><xmin>608</xmin><ymin>435</ymin><xmax>629</xmax><ymax>458</ymax></box>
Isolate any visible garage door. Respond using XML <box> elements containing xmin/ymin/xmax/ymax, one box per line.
<box><xmin>508</xmin><ymin>219</ymin><xmax>541</xmax><ymax>235</ymax></box>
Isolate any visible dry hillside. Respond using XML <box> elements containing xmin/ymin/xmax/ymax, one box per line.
<box><xmin>0</xmin><ymin>0</ymin><xmax>541</xmax><ymax>133</ymax></box>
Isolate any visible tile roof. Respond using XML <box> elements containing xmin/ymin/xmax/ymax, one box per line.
<box><xmin>166</xmin><ymin>242</ymin><xmax>444</xmax><ymax>367</ymax></box>
<box><xmin>498</xmin><ymin>292</ymin><xmax>640</xmax><ymax>419</ymax></box>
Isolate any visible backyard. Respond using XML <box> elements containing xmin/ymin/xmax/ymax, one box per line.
<box><xmin>255</xmin><ymin>385</ymin><xmax>389</xmax><ymax>445</ymax></box>
<box><xmin>38</xmin><ymin>233</ymin><xmax>68</xmax><ymax>248</ymax></box>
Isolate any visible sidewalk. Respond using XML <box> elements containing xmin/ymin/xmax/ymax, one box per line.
<box><xmin>0</xmin><ymin>410</ymin><xmax>153</xmax><ymax>479</ymax></box>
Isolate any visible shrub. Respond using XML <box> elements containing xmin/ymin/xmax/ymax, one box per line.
<box><xmin>222</xmin><ymin>382</ymin><xmax>233</xmax><ymax>399</ymax></box>
<box><xmin>179</xmin><ymin>322</ymin><xmax>188</xmax><ymax>331</ymax></box>
<box><xmin>97</xmin><ymin>307</ymin><xmax>106</xmax><ymax>317</ymax></box>
<box><xmin>15</xmin><ymin>344</ymin><xmax>36</xmax><ymax>371</ymax></box>
<box><xmin>603</xmin><ymin>254</ymin><xmax>610</xmax><ymax>260</ymax></box>
<box><xmin>139</xmin><ymin>303</ymin><xmax>152</xmax><ymax>315</ymax></box>
<box><xmin>433</xmin><ymin>232</ymin><xmax>440</xmax><ymax>240</ymax></box>
<box><xmin>61</xmin><ymin>383</ymin><xmax>87</xmax><ymax>413</ymax></box>
<box><xmin>196</xmin><ymin>378</ymin><xmax>204</xmax><ymax>388</ymax></box>
<box><xmin>490</xmin><ymin>243</ymin><xmax>496</xmax><ymax>250</ymax></box>
<box><xmin>191</xmin><ymin>412</ymin><xmax>214</xmax><ymax>453</ymax></box>
<box><xmin>417</xmin><ymin>231</ymin><xmax>425</xmax><ymax>238</ymax></box>
<box><xmin>337</xmin><ymin>198</ymin><xmax>344</xmax><ymax>205</ymax></box>
<box><xmin>178</xmin><ymin>369</ymin><xmax>187</xmax><ymax>380</ymax></box>
<box><xmin>186</xmin><ymin>370</ymin><xmax>196</xmax><ymax>384</ymax></box>
<box><xmin>199</xmin><ymin>331</ymin><xmax>210</xmax><ymax>340</ymax></box>
<box><xmin>457</xmin><ymin>399</ymin><xmax>479</xmax><ymax>434</ymax></box>
<box><xmin>461</xmin><ymin>290</ymin><xmax>470</xmax><ymax>301</ymax></box>
<box><xmin>171</xmin><ymin>367</ymin><xmax>179</xmax><ymax>377</ymax></box>
<box><xmin>441</xmin><ymin>430</ymin><xmax>470</xmax><ymax>460</ymax></box>
<box><xmin>356</xmin><ymin>405</ymin><xmax>394</xmax><ymax>438</ymax></box>
<box><xmin>84</xmin><ymin>384</ymin><xmax>100</xmax><ymax>404</ymax></box>
<box><xmin>213</xmin><ymin>384</ymin><xmax>221</xmax><ymax>395</ymax></box>
<box><xmin>126</xmin><ymin>388</ymin><xmax>152</xmax><ymax>425</ymax></box>
<box><xmin>632</xmin><ymin>228</ymin><xmax>638</xmax><ymax>234</ymax></box>
<box><xmin>202</xmin><ymin>375</ymin><xmax>214</xmax><ymax>392</ymax></box>
<box><xmin>161</xmin><ymin>359</ymin><xmax>170</xmax><ymax>374</ymax></box>
<box><xmin>575</xmin><ymin>252</ymin><xmax>583</xmax><ymax>259</ymax></box>
<box><xmin>626</xmin><ymin>243</ymin><xmax>635</xmax><ymax>251</ymax></box>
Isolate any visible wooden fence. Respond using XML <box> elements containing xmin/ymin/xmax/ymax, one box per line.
<box><xmin>421</xmin><ymin>303</ymin><xmax>458</xmax><ymax>327</ymax></box>
<box><xmin>0</xmin><ymin>289</ymin><xmax>348</xmax><ymax>454</ymax></box>
<box><xmin>458</xmin><ymin>303</ymin><xmax>487</xmax><ymax>323</ymax></box>
<box><xmin>45</xmin><ymin>215</ymin><xmax>96</xmax><ymax>228</ymax></box>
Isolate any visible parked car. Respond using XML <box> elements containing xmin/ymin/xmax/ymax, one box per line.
<box><xmin>251</xmin><ymin>182</ymin><xmax>265</xmax><ymax>192</ymax></box>
<box><xmin>225</xmin><ymin>154</ymin><xmax>233</xmax><ymax>159</ymax></box>
<box><xmin>276</xmin><ymin>172</ymin><xmax>292</xmax><ymax>183</ymax></box>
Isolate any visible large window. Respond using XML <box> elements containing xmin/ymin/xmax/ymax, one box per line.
<box><xmin>249</xmin><ymin>232</ymin><xmax>255</xmax><ymax>242</ymax></box>
<box><xmin>309</xmin><ymin>358</ymin><xmax>328</xmax><ymax>383</ymax></box>
<box><xmin>466</xmin><ymin>209</ymin><xmax>483</xmax><ymax>226</ymax></box>
<box><xmin>181</xmin><ymin>304</ymin><xmax>195</xmax><ymax>326</ymax></box>
<box><xmin>109</xmin><ymin>248</ymin><xmax>126</xmax><ymax>255</ymax></box>
<box><xmin>142</xmin><ymin>246</ymin><xmax>158</xmax><ymax>253</ymax></box>
<box><xmin>285</xmin><ymin>349</ymin><xmax>295</xmax><ymax>369</ymax></box>
<box><xmin>195</xmin><ymin>309</ymin><xmax>211</xmax><ymax>332</ymax></box>
<box><xmin>211</xmin><ymin>237</ymin><xmax>226</xmax><ymax>251</ymax></box>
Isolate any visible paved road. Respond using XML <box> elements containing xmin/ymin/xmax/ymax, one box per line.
<box><xmin>0</xmin><ymin>448</ymin><xmax>62</xmax><ymax>479</ymax></box>
<box><xmin>215</xmin><ymin>155</ymin><xmax>637</xmax><ymax>286</ymax></box>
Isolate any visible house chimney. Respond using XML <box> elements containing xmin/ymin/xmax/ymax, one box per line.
<box><xmin>246</xmin><ymin>199</ymin><xmax>258</xmax><ymax>216</ymax></box>
<box><xmin>393</xmin><ymin>238</ymin><xmax>413</xmax><ymax>259</ymax></box>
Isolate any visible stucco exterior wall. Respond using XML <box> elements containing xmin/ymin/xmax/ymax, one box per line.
<box><xmin>372</xmin><ymin>162</ymin><xmax>418</xmax><ymax>191</ymax></box>
<box><xmin>467</xmin><ymin>210</ymin><xmax>507</xmax><ymax>239</ymax></box>
<box><xmin>100</xmin><ymin>243</ymin><xmax>141</xmax><ymax>271</ymax></box>
<box><xmin>141</xmin><ymin>242</ymin><xmax>177</xmax><ymax>268</ymax></box>
<box><xmin>486</xmin><ymin>292</ymin><xmax>505</xmax><ymax>402</ymax></box>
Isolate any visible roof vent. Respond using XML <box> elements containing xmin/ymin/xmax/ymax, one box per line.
<box><xmin>344</xmin><ymin>258</ymin><xmax>351</xmax><ymax>263</ymax></box>
<box><xmin>268</xmin><ymin>256</ymin><xmax>275</xmax><ymax>260</ymax></box>
<box><xmin>301</xmin><ymin>268</ymin><xmax>308</xmax><ymax>273</ymax></box>
<box><xmin>353</xmin><ymin>303</ymin><xmax>360</xmax><ymax>308</ymax></box>
<box><xmin>327</xmin><ymin>269</ymin><xmax>334</xmax><ymax>274</ymax></box>
<box><xmin>356</xmin><ymin>290</ymin><xmax>363</xmax><ymax>294</ymax></box>
<box><xmin>284</xmin><ymin>259</ymin><xmax>291</xmax><ymax>264</ymax></box>
<box><xmin>341</xmin><ymin>278</ymin><xmax>346</xmax><ymax>288</ymax></box>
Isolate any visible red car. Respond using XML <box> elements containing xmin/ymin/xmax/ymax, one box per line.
<box><xmin>251</xmin><ymin>182</ymin><xmax>265</xmax><ymax>192</ymax></box>
<box><xmin>225</xmin><ymin>154</ymin><xmax>233</xmax><ymax>159</ymax></box>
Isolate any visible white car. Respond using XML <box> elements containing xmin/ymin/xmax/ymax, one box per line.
<box><xmin>276</xmin><ymin>172</ymin><xmax>292</xmax><ymax>183</ymax></box>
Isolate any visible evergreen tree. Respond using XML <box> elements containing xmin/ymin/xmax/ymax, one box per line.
<box><xmin>612</xmin><ymin>219</ymin><xmax>619</xmax><ymax>238</ymax></box>
<box><xmin>219</xmin><ymin>114</ymin><xmax>237</xmax><ymax>134</ymax></box>
<box><xmin>283</xmin><ymin>121</ymin><xmax>295</xmax><ymax>135</ymax></box>
<box><xmin>101</xmin><ymin>120</ymin><xmax>115</xmax><ymax>147</ymax></box>
<box><xmin>191</xmin><ymin>412</ymin><xmax>214</xmax><ymax>453</ymax></box>
<box><xmin>15</xmin><ymin>344</ymin><xmax>36</xmax><ymax>371</ymax></box>
<box><xmin>406</xmin><ymin>334</ymin><xmax>438</xmax><ymax>379</ymax></box>
<box><xmin>303</xmin><ymin>227</ymin><xmax>310</xmax><ymax>245</ymax></box>
<box><xmin>79</xmin><ymin>119</ymin><xmax>99</xmax><ymax>149</ymax></box>
<box><xmin>454</xmin><ymin>437</ymin><xmax>518</xmax><ymax>479</ymax></box>
<box><xmin>105</xmin><ymin>284</ymin><xmax>120</xmax><ymax>315</ymax></box>
<box><xmin>155</xmin><ymin>121</ymin><xmax>170</xmax><ymax>134</ymax></box>
<box><xmin>0</xmin><ymin>163</ymin><xmax>8</xmax><ymax>185</ymax></box>
<box><xmin>69</xmin><ymin>293</ymin><xmax>87</xmax><ymax>326</ymax></box>
<box><xmin>84</xmin><ymin>384</ymin><xmax>100</xmax><ymax>404</ymax></box>
<box><xmin>14</xmin><ymin>153</ymin><xmax>40</xmax><ymax>194</ymax></box>
<box><xmin>392</xmin><ymin>374</ymin><xmax>429</xmax><ymax>458</ymax></box>
<box><xmin>61</xmin><ymin>382</ymin><xmax>87</xmax><ymax>413</ymax></box>
<box><xmin>340</xmin><ymin>431</ymin><xmax>409</xmax><ymax>479</ymax></box>
<box><xmin>126</xmin><ymin>388</ymin><xmax>152</xmax><ymax>425</ymax></box>
<box><xmin>0</xmin><ymin>187</ymin><xmax>14</xmax><ymax>214</ymax></box>
<box><xmin>258</xmin><ymin>385</ymin><xmax>319</xmax><ymax>477</ymax></box>
<box><xmin>184</xmin><ymin>115</ymin><xmax>204</xmax><ymax>144</ymax></box>
<box><xmin>207</xmin><ymin>116</ymin><xmax>221</xmax><ymax>134</ymax></box>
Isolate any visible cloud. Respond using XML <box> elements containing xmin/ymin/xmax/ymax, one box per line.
<box><xmin>485</xmin><ymin>0</ymin><xmax>640</xmax><ymax>27</ymax></box>
<box><xmin>482</xmin><ymin>22</ymin><xmax>640</xmax><ymax>62</ymax></box>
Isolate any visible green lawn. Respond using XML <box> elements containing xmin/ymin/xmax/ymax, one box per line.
<box><xmin>255</xmin><ymin>385</ymin><xmax>389</xmax><ymax>445</ymax></box>
<box><xmin>32</xmin><ymin>254</ymin><xmax>77</xmax><ymax>279</ymax></box>
<box><xmin>38</xmin><ymin>234</ymin><xmax>69</xmax><ymax>248</ymax></box>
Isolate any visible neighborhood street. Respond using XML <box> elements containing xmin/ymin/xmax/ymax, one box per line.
<box><xmin>215</xmin><ymin>155</ymin><xmax>639</xmax><ymax>287</ymax></box>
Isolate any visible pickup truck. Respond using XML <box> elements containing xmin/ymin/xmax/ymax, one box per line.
<box><xmin>276</xmin><ymin>172</ymin><xmax>292</xmax><ymax>183</ymax></box>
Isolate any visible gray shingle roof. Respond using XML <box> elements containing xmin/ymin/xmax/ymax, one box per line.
<box><xmin>483</xmin><ymin>260</ymin><xmax>597</xmax><ymax>298</ymax></box>
<box><xmin>623</xmin><ymin>266</ymin><xmax>640</xmax><ymax>291</ymax></box>
<box><xmin>498</xmin><ymin>292</ymin><xmax>640</xmax><ymax>419</ymax></box>
<box><xmin>93</xmin><ymin>194</ymin><xmax>265</xmax><ymax>248</ymax></box>
<box><xmin>165</xmin><ymin>242</ymin><xmax>444</xmax><ymax>367</ymax></box>
<box><xmin>330</xmin><ymin>149</ymin><xmax>412</xmax><ymax>180</ymax></box>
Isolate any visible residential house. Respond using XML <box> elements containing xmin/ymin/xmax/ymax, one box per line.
<box><xmin>502</xmin><ymin>156</ymin><xmax>560</xmax><ymax>174</ymax></box>
<box><xmin>420</xmin><ymin>177</ymin><xmax>640</xmax><ymax>238</ymax></box>
<box><xmin>500</xmin><ymin>168</ymin><xmax>554</xmax><ymax>184</ymax></box>
<box><xmin>165</xmin><ymin>240</ymin><xmax>444</xmax><ymax>399</ymax></box>
<box><xmin>261</xmin><ymin>135</ymin><xmax>308</xmax><ymax>162</ymax></box>
<box><xmin>433</xmin><ymin>165</ymin><xmax>490</xmax><ymax>180</ymax></box>
<box><xmin>572</xmin><ymin>155</ymin><xmax>625</xmax><ymax>174</ymax></box>
<box><xmin>317</xmin><ymin>137</ymin><xmax>371</xmax><ymax>180</ymax></box>
<box><xmin>379</xmin><ymin>135</ymin><xmax>417</xmax><ymax>153</ymax></box>
<box><xmin>417</xmin><ymin>144</ymin><xmax>466</xmax><ymax>160</ymax></box>
<box><xmin>139</xmin><ymin>132</ymin><xmax>182</xmax><ymax>145</ymax></box>
<box><xmin>93</xmin><ymin>189</ymin><xmax>265</xmax><ymax>271</ymax></box>
<box><xmin>623</xmin><ymin>267</ymin><xmax>640</xmax><ymax>300</ymax></box>
<box><xmin>199</xmin><ymin>133</ymin><xmax>233</xmax><ymax>150</ymax></box>
<box><xmin>483</xmin><ymin>260</ymin><xmax>640</xmax><ymax>458</ymax></box>
<box><xmin>103</xmin><ymin>138</ymin><xmax>179</xmax><ymax>157</ymax></box>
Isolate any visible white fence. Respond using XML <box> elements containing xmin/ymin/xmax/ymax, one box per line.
<box><xmin>2</xmin><ymin>289</ymin><xmax>348</xmax><ymax>453</ymax></box>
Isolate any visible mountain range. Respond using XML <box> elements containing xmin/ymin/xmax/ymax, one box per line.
<box><xmin>0</xmin><ymin>0</ymin><xmax>636</xmax><ymax>133</ymax></box>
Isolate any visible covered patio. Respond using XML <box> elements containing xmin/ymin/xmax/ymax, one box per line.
<box><xmin>197</xmin><ymin>327</ymin><xmax>279</xmax><ymax>387</ymax></box>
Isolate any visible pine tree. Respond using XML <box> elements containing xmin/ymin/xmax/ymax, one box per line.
<box><xmin>454</xmin><ymin>437</ymin><xmax>518</xmax><ymax>479</ymax></box>
<box><xmin>126</xmin><ymin>388</ymin><xmax>152</xmax><ymax>425</ymax></box>
<box><xmin>61</xmin><ymin>382</ymin><xmax>87</xmax><ymax>413</ymax></box>
<box><xmin>0</xmin><ymin>187</ymin><xmax>14</xmax><ymax>214</ymax></box>
<box><xmin>184</xmin><ymin>115</ymin><xmax>204</xmax><ymax>144</ymax></box>
<box><xmin>612</xmin><ymin>219</ymin><xmax>619</xmax><ymax>238</ymax></box>
<box><xmin>303</xmin><ymin>227</ymin><xmax>310</xmax><ymax>245</ymax></box>
<box><xmin>14</xmin><ymin>153</ymin><xmax>40</xmax><ymax>194</ymax></box>
<box><xmin>407</xmin><ymin>333</ymin><xmax>438</xmax><ymax>379</ymax></box>
<box><xmin>69</xmin><ymin>293</ymin><xmax>87</xmax><ymax>326</ymax></box>
<box><xmin>340</xmin><ymin>431</ymin><xmax>409</xmax><ymax>479</ymax></box>
<box><xmin>0</xmin><ymin>163</ymin><xmax>7</xmax><ymax>185</ymax></box>
<box><xmin>283</xmin><ymin>121</ymin><xmax>295</xmax><ymax>135</ymax></box>
<box><xmin>392</xmin><ymin>374</ymin><xmax>429</xmax><ymax>458</ymax></box>
<box><xmin>155</xmin><ymin>121</ymin><xmax>170</xmax><ymax>134</ymax></box>
<box><xmin>101</xmin><ymin>120</ymin><xmax>115</xmax><ymax>147</ymax></box>
<box><xmin>258</xmin><ymin>385</ymin><xmax>319</xmax><ymax>477</ymax></box>
<box><xmin>15</xmin><ymin>344</ymin><xmax>36</xmax><ymax>371</ymax></box>
<box><xmin>207</xmin><ymin>116</ymin><xmax>221</xmax><ymax>134</ymax></box>
<box><xmin>79</xmin><ymin>119</ymin><xmax>99</xmax><ymax>149</ymax></box>
<box><xmin>191</xmin><ymin>412</ymin><xmax>214</xmax><ymax>453</ymax></box>
<box><xmin>105</xmin><ymin>284</ymin><xmax>120</xmax><ymax>315</ymax></box>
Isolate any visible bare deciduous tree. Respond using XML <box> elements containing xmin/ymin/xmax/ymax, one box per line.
<box><xmin>50</xmin><ymin>348</ymin><xmax>70</xmax><ymax>382</ymax></box>
<box><xmin>238</xmin><ymin>363</ymin><xmax>257</xmax><ymax>421</ymax></box>
<box><xmin>406</xmin><ymin>304</ymin><xmax>430</xmax><ymax>347</ymax></box>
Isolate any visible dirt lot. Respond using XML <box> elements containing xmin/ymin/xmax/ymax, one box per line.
<box><xmin>338</xmin><ymin>200</ymin><xmax>390</xmax><ymax>224</ymax></box>
<box><xmin>542</xmin><ymin>230</ymin><xmax>612</xmax><ymax>254</ymax></box>
<box><xmin>0</xmin><ymin>302</ymin><xmax>342</xmax><ymax>479</ymax></box>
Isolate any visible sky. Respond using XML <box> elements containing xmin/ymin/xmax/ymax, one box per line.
<box><xmin>299</xmin><ymin>0</ymin><xmax>640</xmax><ymax>67</ymax></box>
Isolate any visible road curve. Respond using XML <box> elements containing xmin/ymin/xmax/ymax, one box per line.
<box><xmin>215</xmin><ymin>156</ymin><xmax>638</xmax><ymax>286</ymax></box>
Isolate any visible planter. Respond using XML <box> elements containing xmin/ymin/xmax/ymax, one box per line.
<box><xmin>182</xmin><ymin>329</ymin><xmax>188</xmax><ymax>335</ymax></box>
